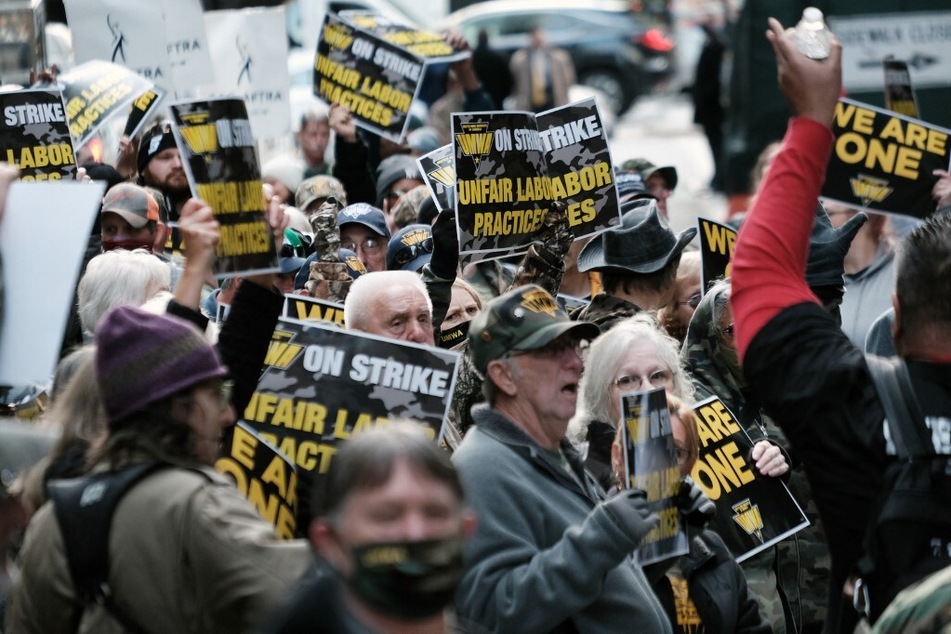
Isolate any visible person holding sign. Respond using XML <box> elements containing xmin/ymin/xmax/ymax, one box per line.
<box><xmin>452</xmin><ymin>285</ymin><xmax>672</xmax><ymax>633</ymax></box>
<box><xmin>731</xmin><ymin>17</ymin><xmax>951</xmax><ymax>630</ymax></box>
<box><xmin>609</xmin><ymin>393</ymin><xmax>770</xmax><ymax>634</ymax></box>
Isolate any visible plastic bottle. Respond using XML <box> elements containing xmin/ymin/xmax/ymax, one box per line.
<box><xmin>794</xmin><ymin>7</ymin><xmax>831</xmax><ymax>60</ymax></box>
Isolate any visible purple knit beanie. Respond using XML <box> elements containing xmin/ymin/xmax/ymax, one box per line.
<box><xmin>95</xmin><ymin>305</ymin><xmax>228</xmax><ymax>425</ymax></box>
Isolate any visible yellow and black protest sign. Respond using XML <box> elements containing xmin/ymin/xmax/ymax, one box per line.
<box><xmin>537</xmin><ymin>97</ymin><xmax>620</xmax><ymax>239</ymax></box>
<box><xmin>883</xmin><ymin>59</ymin><xmax>919</xmax><ymax>119</ymax></box>
<box><xmin>822</xmin><ymin>98</ymin><xmax>951</xmax><ymax>219</ymax></box>
<box><xmin>243</xmin><ymin>318</ymin><xmax>459</xmax><ymax>482</ymax></box>
<box><xmin>58</xmin><ymin>60</ymin><xmax>152</xmax><ymax>149</ymax></box>
<box><xmin>282</xmin><ymin>294</ymin><xmax>346</xmax><ymax>327</ymax></box>
<box><xmin>1</xmin><ymin>89</ymin><xmax>77</xmax><ymax>182</ymax></box>
<box><xmin>314</xmin><ymin>11</ymin><xmax>466</xmax><ymax>143</ymax></box>
<box><xmin>696</xmin><ymin>216</ymin><xmax>735</xmax><ymax>291</ymax></box>
<box><xmin>169</xmin><ymin>98</ymin><xmax>278</xmax><ymax>278</ymax></box>
<box><xmin>123</xmin><ymin>89</ymin><xmax>165</xmax><ymax>138</ymax></box>
<box><xmin>216</xmin><ymin>422</ymin><xmax>298</xmax><ymax>539</ymax></box>
<box><xmin>418</xmin><ymin>145</ymin><xmax>455</xmax><ymax>211</ymax></box>
<box><xmin>690</xmin><ymin>396</ymin><xmax>808</xmax><ymax>562</ymax></box>
<box><xmin>619</xmin><ymin>388</ymin><xmax>688</xmax><ymax>566</ymax></box>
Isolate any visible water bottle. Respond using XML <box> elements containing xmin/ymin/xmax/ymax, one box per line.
<box><xmin>794</xmin><ymin>7</ymin><xmax>831</xmax><ymax>60</ymax></box>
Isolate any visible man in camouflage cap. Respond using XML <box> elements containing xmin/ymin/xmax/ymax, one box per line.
<box><xmin>620</xmin><ymin>158</ymin><xmax>678</xmax><ymax>218</ymax></box>
<box><xmin>451</xmin><ymin>285</ymin><xmax>673</xmax><ymax>633</ymax></box>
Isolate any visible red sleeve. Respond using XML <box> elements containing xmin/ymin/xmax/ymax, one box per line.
<box><xmin>731</xmin><ymin>117</ymin><xmax>835</xmax><ymax>362</ymax></box>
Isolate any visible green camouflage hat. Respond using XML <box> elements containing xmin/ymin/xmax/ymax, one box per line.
<box><xmin>295</xmin><ymin>175</ymin><xmax>347</xmax><ymax>213</ymax></box>
<box><xmin>468</xmin><ymin>285</ymin><xmax>599</xmax><ymax>374</ymax></box>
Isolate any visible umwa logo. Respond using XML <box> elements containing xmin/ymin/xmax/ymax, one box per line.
<box><xmin>732</xmin><ymin>499</ymin><xmax>764</xmax><ymax>543</ymax></box>
<box><xmin>455</xmin><ymin>122</ymin><xmax>492</xmax><ymax>168</ymax></box>
<box><xmin>427</xmin><ymin>154</ymin><xmax>456</xmax><ymax>188</ymax></box>
<box><xmin>850</xmin><ymin>173</ymin><xmax>893</xmax><ymax>206</ymax></box>
<box><xmin>519</xmin><ymin>289</ymin><xmax>557</xmax><ymax>317</ymax></box>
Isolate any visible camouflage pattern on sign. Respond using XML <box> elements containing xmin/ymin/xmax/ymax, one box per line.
<box><xmin>169</xmin><ymin>98</ymin><xmax>278</xmax><ymax>278</ymax></box>
<box><xmin>242</xmin><ymin>319</ymin><xmax>459</xmax><ymax>480</ymax></box>
<box><xmin>536</xmin><ymin>97</ymin><xmax>621</xmax><ymax>239</ymax></box>
<box><xmin>453</xmin><ymin>111</ymin><xmax>547</xmax><ymax>261</ymax></box>
<box><xmin>0</xmin><ymin>89</ymin><xmax>77</xmax><ymax>182</ymax></box>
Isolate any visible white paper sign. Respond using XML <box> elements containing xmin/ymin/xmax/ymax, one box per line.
<box><xmin>204</xmin><ymin>7</ymin><xmax>291</xmax><ymax>141</ymax></box>
<box><xmin>829</xmin><ymin>12</ymin><xmax>951</xmax><ymax>91</ymax></box>
<box><xmin>0</xmin><ymin>181</ymin><xmax>105</xmax><ymax>387</ymax></box>
<box><xmin>164</xmin><ymin>0</ymin><xmax>215</xmax><ymax>91</ymax></box>
<box><xmin>64</xmin><ymin>0</ymin><xmax>172</xmax><ymax>91</ymax></box>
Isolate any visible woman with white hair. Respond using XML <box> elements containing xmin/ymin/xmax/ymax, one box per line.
<box><xmin>569</xmin><ymin>313</ymin><xmax>694</xmax><ymax>492</ymax></box>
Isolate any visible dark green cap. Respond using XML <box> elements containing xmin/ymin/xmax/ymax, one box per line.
<box><xmin>468</xmin><ymin>285</ymin><xmax>600</xmax><ymax>374</ymax></box>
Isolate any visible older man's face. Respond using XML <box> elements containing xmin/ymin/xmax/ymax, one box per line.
<box><xmin>364</xmin><ymin>284</ymin><xmax>434</xmax><ymax>346</ymax></box>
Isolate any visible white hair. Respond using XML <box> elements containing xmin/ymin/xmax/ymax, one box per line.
<box><xmin>344</xmin><ymin>270</ymin><xmax>432</xmax><ymax>331</ymax></box>
<box><xmin>568</xmin><ymin>313</ymin><xmax>694</xmax><ymax>446</ymax></box>
<box><xmin>78</xmin><ymin>249</ymin><xmax>171</xmax><ymax>336</ymax></box>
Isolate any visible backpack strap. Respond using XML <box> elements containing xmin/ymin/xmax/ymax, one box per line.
<box><xmin>47</xmin><ymin>461</ymin><xmax>169</xmax><ymax>632</ymax></box>
<box><xmin>864</xmin><ymin>355</ymin><xmax>932</xmax><ymax>459</ymax></box>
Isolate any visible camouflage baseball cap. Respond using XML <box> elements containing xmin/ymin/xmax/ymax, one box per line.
<box><xmin>620</xmin><ymin>158</ymin><xmax>678</xmax><ymax>191</ymax></box>
<box><xmin>468</xmin><ymin>285</ymin><xmax>599</xmax><ymax>374</ymax></box>
<box><xmin>295</xmin><ymin>175</ymin><xmax>347</xmax><ymax>213</ymax></box>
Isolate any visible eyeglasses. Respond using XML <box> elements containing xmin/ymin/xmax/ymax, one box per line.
<box><xmin>217</xmin><ymin>380</ymin><xmax>234</xmax><ymax>408</ymax></box>
<box><xmin>678</xmin><ymin>292</ymin><xmax>702</xmax><ymax>309</ymax></box>
<box><xmin>341</xmin><ymin>237</ymin><xmax>383</xmax><ymax>254</ymax></box>
<box><xmin>611</xmin><ymin>370</ymin><xmax>673</xmax><ymax>391</ymax></box>
<box><xmin>393</xmin><ymin>237</ymin><xmax>434</xmax><ymax>266</ymax></box>
<box><xmin>506</xmin><ymin>335</ymin><xmax>583</xmax><ymax>360</ymax></box>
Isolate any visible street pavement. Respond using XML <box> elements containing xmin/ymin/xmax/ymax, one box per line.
<box><xmin>609</xmin><ymin>92</ymin><xmax>729</xmax><ymax>236</ymax></box>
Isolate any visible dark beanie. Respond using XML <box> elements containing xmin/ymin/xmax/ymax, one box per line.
<box><xmin>375</xmin><ymin>154</ymin><xmax>420</xmax><ymax>207</ymax></box>
<box><xmin>137</xmin><ymin>121</ymin><xmax>177</xmax><ymax>175</ymax></box>
<box><xmin>81</xmin><ymin>161</ymin><xmax>124</xmax><ymax>192</ymax></box>
<box><xmin>95</xmin><ymin>306</ymin><xmax>228</xmax><ymax>425</ymax></box>
<box><xmin>805</xmin><ymin>202</ymin><xmax>867</xmax><ymax>290</ymax></box>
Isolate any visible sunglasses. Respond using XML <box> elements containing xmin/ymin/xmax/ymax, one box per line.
<box><xmin>393</xmin><ymin>237</ymin><xmax>434</xmax><ymax>266</ymax></box>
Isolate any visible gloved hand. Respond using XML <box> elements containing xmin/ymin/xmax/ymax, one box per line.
<box><xmin>676</xmin><ymin>477</ymin><xmax>716</xmax><ymax>529</ymax></box>
<box><xmin>429</xmin><ymin>209</ymin><xmax>459</xmax><ymax>280</ymax></box>
<box><xmin>602</xmin><ymin>488</ymin><xmax>660</xmax><ymax>546</ymax></box>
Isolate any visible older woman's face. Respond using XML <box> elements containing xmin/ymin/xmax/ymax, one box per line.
<box><xmin>608</xmin><ymin>338</ymin><xmax>676</xmax><ymax>421</ymax></box>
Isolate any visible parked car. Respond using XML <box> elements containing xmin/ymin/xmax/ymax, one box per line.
<box><xmin>443</xmin><ymin>0</ymin><xmax>674</xmax><ymax>114</ymax></box>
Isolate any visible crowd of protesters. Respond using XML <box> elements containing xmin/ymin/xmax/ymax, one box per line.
<box><xmin>1</xmin><ymin>9</ymin><xmax>950</xmax><ymax>634</ymax></box>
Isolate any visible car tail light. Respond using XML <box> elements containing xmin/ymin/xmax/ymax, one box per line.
<box><xmin>637</xmin><ymin>29</ymin><xmax>674</xmax><ymax>52</ymax></box>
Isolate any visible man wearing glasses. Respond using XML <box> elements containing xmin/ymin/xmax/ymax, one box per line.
<box><xmin>451</xmin><ymin>285</ymin><xmax>673</xmax><ymax>633</ymax></box>
<box><xmin>336</xmin><ymin>203</ymin><xmax>391</xmax><ymax>272</ymax></box>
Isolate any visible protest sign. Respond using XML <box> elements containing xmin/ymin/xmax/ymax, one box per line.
<box><xmin>163</xmin><ymin>0</ymin><xmax>215</xmax><ymax>91</ymax></box>
<box><xmin>536</xmin><ymin>97</ymin><xmax>620</xmax><ymax>239</ymax></box>
<box><xmin>690</xmin><ymin>396</ymin><xmax>809</xmax><ymax>562</ymax></box>
<box><xmin>313</xmin><ymin>10</ymin><xmax>466</xmax><ymax>142</ymax></box>
<box><xmin>883</xmin><ymin>59</ymin><xmax>920</xmax><ymax>119</ymax></box>
<box><xmin>0</xmin><ymin>89</ymin><xmax>76</xmax><ymax>182</ymax></box>
<box><xmin>242</xmin><ymin>318</ymin><xmax>459</xmax><ymax>479</ymax></box>
<box><xmin>64</xmin><ymin>0</ymin><xmax>170</xmax><ymax>90</ymax></box>
<box><xmin>282</xmin><ymin>293</ymin><xmax>346</xmax><ymax>327</ymax></box>
<box><xmin>169</xmin><ymin>97</ymin><xmax>279</xmax><ymax>277</ymax></box>
<box><xmin>452</xmin><ymin>99</ymin><xmax>620</xmax><ymax>262</ymax></box>
<box><xmin>417</xmin><ymin>144</ymin><xmax>454</xmax><ymax>212</ymax></box>
<box><xmin>216</xmin><ymin>422</ymin><xmax>298</xmax><ymax>539</ymax></box>
<box><xmin>822</xmin><ymin>98</ymin><xmax>951</xmax><ymax>219</ymax></box>
<box><xmin>696</xmin><ymin>216</ymin><xmax>735</xmax><ymax>293</ymax></box>
<box><xmin>0</xmin><ymin>181</ymin><xmax>105</xmax><ymax>388</ymax></box>
<box><xmin>123</xmin><ymin>89</ymin><xmax>166</xmax><ymax>138</ymax></box>
<box><xmin>59</xmin><ymin>60</ymin><xmax>153</xmax><ymax>150</ymax></box>
<box><xmin>619</xmin><ymin>388</ymin><xmax>688</xmax><ymax>566</ymax></box>
<box><xmin>205</xmin><ymin>7</ymin><xmax>291</xmax><ymax>140</ymax></box>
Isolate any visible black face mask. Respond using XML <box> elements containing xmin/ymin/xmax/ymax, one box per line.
<box><xmin>438</xmin><ymin>321</ymin><xmax>470</xmax><ymax>349</ymax></box>
<box><xmin>348</xmin><ymin>536</ymin><xmax>465</xmax><ymax>620</ymax></box>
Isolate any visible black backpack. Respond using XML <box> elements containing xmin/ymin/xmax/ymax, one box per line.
<box><xmin>47</xmin><ymin>461</ymin><xmax>169</xmax><ymax>632</ymax></box>
<box><xmin>858</xmin><ymin>356</ymin><xmax>951</xmax><ymax>623</ymax></box>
